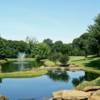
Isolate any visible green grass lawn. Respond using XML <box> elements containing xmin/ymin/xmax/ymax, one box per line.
<box><xmin>76</xmin><ymin>77</ymin><xmax>100</xmax><ymax>90</ymax></box>
<box><xmin>0</xmin><ymin>69</ymin><xmax>48</xmax><ymax>78</ymax></box>
<box><xmin>69</xmin><ymin>56</ymin><xmax>100</xmax><ymax>89</ymax></box>
<box><xmin>7</xmin><ymin>58</ymin><xmax>35</xmax><ymax>62</ymax></box>
<box><xmin>42</xmin><ymin>59</ymin><xmax>61</xmax><ymax>67</ymax></box>
<box><xmin>69</xmin><ymin>56</ymin><xmax>100</xmax><ymax>75</ymax></box>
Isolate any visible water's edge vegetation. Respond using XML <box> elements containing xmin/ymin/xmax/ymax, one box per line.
<box><xmin>0</xmin><ymin>56</ymin><xmax>100</xmax><ymax>78</ymax></box>
<box><xmin>0</xmin><ymin>56</ymin><xmax>100</xmax><ymax>99</ymax></box>
<box><xmin>0</xmin><ymin>69</ymin><xmax>48</xmax><ymax>78</ymax></box>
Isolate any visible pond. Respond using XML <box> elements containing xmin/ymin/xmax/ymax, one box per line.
<box><xmin>0</xmin><ymin>70</ymin><xmax>99</xmax><ymax>100</ymax></box>
<box><xmin>1</xmin><ymin>60</ymin><xmax>42</xmax><ymax>72</ymax></box>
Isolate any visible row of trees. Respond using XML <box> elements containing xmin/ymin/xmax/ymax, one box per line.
<box><xmin>0</xmin><ymin>13</ymin><xmax>100</xmax><ymax>64</ymax></box>
<box><xmin>72</xmin><ymin>14</ymin><xmax>100</xmax><ymax>57</ymax></box>
<box><xmin>0</xmin><ymin>37</ymin><xmax>29</xmax><ymax>58</ymax></box>
<box><xmin>0</xmin><ymin>36</ymin><xmax>69</xmax><ymax>64</ymax></box>
<box><xmin>27</xmin><ymin>37</ymin><xmax>69</xmax><ymax>64</ymax></box>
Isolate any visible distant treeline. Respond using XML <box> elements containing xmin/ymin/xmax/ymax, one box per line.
<box><xmin>0</xmin><ymin>13</ymin><xmax>100</xmax><ymax>60</ymax></box>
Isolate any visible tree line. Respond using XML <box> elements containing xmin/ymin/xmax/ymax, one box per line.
<box><xmin>72</xmin><ymin>14</ymin><xmax>100</xmax><ymax>57</ymax></box>
<box><xmin>0</xmin><ymin>13</ymin><xmax>100</xmax><ymax>64</ymax></box>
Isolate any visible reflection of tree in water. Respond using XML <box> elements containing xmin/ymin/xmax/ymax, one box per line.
<box><xmin>0</xmin><ymin>78</ymin><xmax>2</xmax><ymax>83</ymax></box>
<box><xmin>84</xmin><ymin>72</ymin><xmax>99</xmax><ymax>81</ymax></box>
<box><xmin>1</xmin><ymin>62</ymin><xmax>20</xmax><ymax>72</ymax></box>
<box><xmin>72</xmin><ymin>72</ymin><xmax>99</xmax><ymax>87</ymax></box>
<box><xmin>47</xmin><ymin>69</ymin><xmax>69</xmax><ymax>81</ymax></box>
<box><xmin>1</xmin><ymin>61</ymin><xmax>41</xmax><ymax>73</ymax></box>
<box><xmin>72</xmin><ymin>76</ymin><xmax>85</xmax><ymax>87</ymax></box>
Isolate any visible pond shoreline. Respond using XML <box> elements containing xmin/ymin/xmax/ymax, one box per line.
<box><xmin>0</xmin><ymin>69</ymin><xmax>48</xmax><ymax>78</ymax></box>
<box><xmin>0</xmin><ymin>66</ymin><xmax>99</xmax><ymax>100</ymax></box>
<box><xmin>53</xmin><ymin>86</ymin><xmax>100</xmax><ymax>100</ymax></box>
<box><xmin>0</xmin><ymin>57</ymin><xmax>100</xmax><ymax>75</ymax></box>
<box><xmin>0</xmin><ymin>63</ymin><xmax>100</xmax><ymax>78</ymax></box>
<box><xmin>0</xmin><ymin>58</ymin><xmax>100</xmax><ymax>99</ymax></box>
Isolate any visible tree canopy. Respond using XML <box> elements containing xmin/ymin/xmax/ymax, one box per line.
<box><xmin>0</xmin><ymin>13</ymin><xmax>100</xmax><ymax>62</ymax></box>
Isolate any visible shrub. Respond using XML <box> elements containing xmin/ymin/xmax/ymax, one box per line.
<box><xmin>59</xmin><ymin>54</ymin><xmax>69</xmax><ymax>65</ymax></box>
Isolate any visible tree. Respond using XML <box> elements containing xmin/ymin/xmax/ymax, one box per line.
<box><xmin>33</xmin><ymin>43</ymin><xmax>51</xmax><ymax>61</ymax></box>
<box><xmin>59</xmin><ymin>54</ymin><xmax>69</xmax><ymax>65</ymax></box>
<box><xmin>49</xmin><ymin>51</ymin><xmax>62</xmax><ymax>64</ymax></box>
<box><xmin>62</xmin><ymin>44</ymin><xmax>73</xmax><ymax>55</ymax></box>
<box><xmin>43</xmin><ymin>38</ymin><xmax>53</xmax><ymax>47</ymax></box>
<box><xmin>26</xmin><ymin>36</ymin><xmax>38</xmax><ymax>56</ymax></box>
<box><xmin>72</xmin><ymin>33</ymin><xmax>90</xmax><ymax>57</ymax></box>
<box><xmin>88</xmin><ymin>14</ymin><xmax>100</xmax><ymax>56</ymax></box>
<box><xmin>53</xmin><ymin>41</ymin><xmax>63</xmax><ymax>53</ymax></box>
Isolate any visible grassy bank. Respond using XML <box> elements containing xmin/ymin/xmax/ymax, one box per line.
<box><xmin>76</xmin><ymin>77</ymin><xmax>100</xmax><ymax>90</ymax></box>
<box><xmin>7</xmin><ymin>58</ymin><xmax>35</xmax><ymax>62</ymax></box>
<box><xmin>69</xmin><ymin>56</ymin><xmax>100</xmax><ymax>75</ymax></box>
<box><xmin>0</xmin><ymin>56</ymin><xmax>100</xmax><ymax>78</ymax></box>
<box><xmin>69</xmin><ymin>56</ymin><xmax>100</xmax><ymax>89</ymax></box>
<box><xmin>43</xmin><ymin>59</ymin><xmax>61</xmax><ymax>67</ymax></box>
<box><xmin>0</xmin><ymin>58</ymin><xmax>35</xmax><ymax>64</ymax></box>
<box><xmin>0</xmin><ymin>69</ymin><xmax>48</xmax><ymax>78</ymax></box>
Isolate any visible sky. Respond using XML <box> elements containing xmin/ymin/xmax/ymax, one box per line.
<box><xmin>0</xmin><ymin>0</ymin><xmax>100</xmax><ymax>43</ymax></box>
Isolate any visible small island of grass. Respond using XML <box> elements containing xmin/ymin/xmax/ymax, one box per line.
<box><xmin>0</xmin><ymin>69</ymin><xmax>48</xmax><ymax>78</ymax></box>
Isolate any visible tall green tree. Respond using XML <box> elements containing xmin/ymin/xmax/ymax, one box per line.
<box><xmin>43</xmin><ymin>38</ymin><xmax>53</xmax><ymax>47</ymax></box>
<box><xmin>88</xmin><ymin>14</ymin><xmax>100</xmax><ymax>56</ymax></box>
<box><xmin>33</xmin><ymin>43</ymin><xmax>51</xmax><ymax>61</ymax></box>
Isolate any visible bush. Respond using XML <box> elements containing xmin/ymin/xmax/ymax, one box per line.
<box><xmin>59</xmin><ymin>54</ymin><xmax>69</xmax><ymax>65</ymax></box>
<box><xmin>49</xmin><ymin>52</ymin><xmax>62</xmax><ymax>63</ymax></box>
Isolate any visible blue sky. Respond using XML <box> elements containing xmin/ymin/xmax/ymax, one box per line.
<box><xmin>0</xmin><ymin>0</ymin><xmax>100</xmax><ymax>43</ymax></box>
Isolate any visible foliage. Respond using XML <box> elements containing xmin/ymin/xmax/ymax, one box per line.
<box><xmin>47</xmin><ymin>70</ymin><xmax>69</xmax><ymax>81</ymax></box>
<box><xmin>70</xmin><ymin>56</ymin><xmax>100</xmax><ymax>75</ymax></box>
<box><xmin>49</xmin><ymin>52</ymin><xmax>62</xmax><ymax>63</ymax></box>
<box><xmin>1</xmin><ymin>13</ymin><xmax>100</xmax><ymax>65</ymax></box>
<box><xmin>76</xmin><ymin>77</ymin><xmax>100</xmax><ymax>90</ymax></box>
<box><xmin>0</xmin><ymin>37</ymin><xmax>29</xmax><ymax>58</ymax></box>
<box><xmin>32</xmin><ymin>43</ymin><xmax>51</xmax><ymax>61</ymax></box>
<box><xmin>26</xmin><ymin>36</ymin><xmax>38</xmax><ymax>56</ymax></box>
<box><xmin>43</xmin><ymin>38</ymin><xmax>53</xmax><ymax>47</ymax></box>
<box><xmin>59</xmin><ymin>54</ymin><xmax>69</xmax><ymax>65</ymax></box>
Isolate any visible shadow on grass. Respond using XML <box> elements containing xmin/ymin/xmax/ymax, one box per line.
<box><xmin>86</xmin><ymin>55</ymin><xmax>100</xmax><ymax>60</ymax></box>
<box><xmin>71</xmin><ymin>56</ymin><xmax>96</xmax><ymax>62</ymax></box>
<box><xmin>84</xmin><ymin>59</ymin><xmax>100</xmax><ymax>69</ymax></box>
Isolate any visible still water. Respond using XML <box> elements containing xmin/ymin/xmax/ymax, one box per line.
<box><xmin>1</xmin><ymin>61</ymin><xmax>41</xmax><ymax>72</ymax></box>
<box><xmin>0</xmin><ymin>61</ymin><xmax>99</xmax><ymax>100</ymax></box>
<box><xmin>0</xmin><ymin>70</ymin><xmax>99</xmax><ymax>100</ymax></box>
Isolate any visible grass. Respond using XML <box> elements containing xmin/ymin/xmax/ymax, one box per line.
<box><xmin>0</xmin><ymin>58</ymin><xmax>35</xmax><ymax>64</ymax></box>
<box><xmin>7</xmin><ymin>58</ymin><xmax>35</xmax><ymax>62</ymax></box>
<box><xmin>0</xmin><ymin>59</ymin><xmax>8</xmax><ymax>64</ymax></box>
<box><xmin>42</xmin><ymin>59</ymin><xmax>61</xmax><ymax>67</ymax></box>
<box><xmin>0</xmin><ymin>69</ymin><xmax>48</xmax><ymax>78</ymax></box>
<box><xmin>69</xmin><ymin>56</ymin><xmax>100</xmax><ymax>89</ymax></box>
<box><xmin>0</xmin><ymin>56</ymin><xmax>100</xmax><ymax>78</ymax></box>
<box><xmin>69</xmin><ymin>56</ymin><xmax>100</xmax><ymax>75</ymax></box>
<box><xmin>43</xmin><ymin>59</ymin><xmax>56</xmax><ymax>67</ymax></box>
<box><xmin>76</xmin><ymin>77</ymin><xmax>100</xmax><ymax>90</ymax></box>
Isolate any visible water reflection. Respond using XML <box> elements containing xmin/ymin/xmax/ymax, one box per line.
<box><xmin>0</xmin><ymin>78</ymin><xmax>2</xmax><ymax>83</ymax></box>
<box><xmin>72</xmin><ymin>76</ymin><xmax>84</xmax><ymax>87</ymax></box>
<box><xmin>47</xmin><ymin>70</ymin><xmax>69</xmax><ymax>81</ymax></box>
<box><xmin>72</xmin><ymin>71</ymin><xmax>100</xmax><ymax>86</ymax></box>
<box><xmin>84</xmin><ymin>72</ymin><xmax>99</xmax><ymax>81</ymax></box>
<box><xmin>1</xmin><ymin>60</ymin><xmax>42</xmax><ymax>73</ymax></box>
<box><xmin>0</xmin><ymin>70</ymin><xmax>99</xmax><ymax>100</ymax></box>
